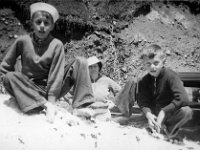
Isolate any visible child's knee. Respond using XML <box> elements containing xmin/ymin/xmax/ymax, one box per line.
<box><xmin>75</xmin><ymin>57</ymin><xmax>88</xmax><ymax>67</ymax></box>
<box><xmin>2</xmin><ymin>72</ymin><xmax>15</xmax><ymax>90</ymax></box>
<box><xmin>3</xmin><ymin>72</ymin><xmax>21</xmax><ymax>86</ymax></box>
<box><xmin>3</xmin><ymin>72</ymin><xmax>15</xmax><ymax>83</ymax></box>
<box><xmin>180</xmin><ymin>106</ymin><xmax>193</xmax><ymax>120</ymax></box>
<box><xmin>127</xmin><ymin>77</ymin><xmax>137</xmax><ymax>85</ymax></box>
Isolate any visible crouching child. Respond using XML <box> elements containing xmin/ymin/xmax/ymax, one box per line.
<box><xmin>138</xmin><ymin>44</ymin><xmax>193</xmax><ymax>140</ymax></box>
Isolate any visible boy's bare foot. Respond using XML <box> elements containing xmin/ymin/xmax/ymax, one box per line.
<box><xmin>44</xmin><ymin>102</ymin><xmax>56</xmax><ymax>124</ymax></box>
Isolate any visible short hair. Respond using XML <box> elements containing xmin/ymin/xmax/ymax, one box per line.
<box><xmin>140</xmin><ymin>44</ymin><xmax>165</xmax><ymax>60</ymax></box>
<box><xmin>31</xmin><ymin>11</ymin><xmax>54</xmax><ymax>23</ymax></box>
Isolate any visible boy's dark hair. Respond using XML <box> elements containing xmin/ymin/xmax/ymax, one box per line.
<box><xmin>140</xmin><ymin>44</ymin><xmax>165</xmax><ymax>60</ymax></box>
<box><xmin>31</xmin><ymin>11</ymin><xmax>54</xmax><ymax>23</ymax></box>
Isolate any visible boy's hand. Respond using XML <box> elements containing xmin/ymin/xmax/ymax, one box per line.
<box><xmin>45</xmin><ymin>102</ymin><xmax>57</xmax><ymax>124</ymax></box>
<box><xmin>156</xmin><ymin>110</ymin><xmax>165</xmax><ymax>133</ymax></box>
<box><xmin>146</xmin><ymin>112</ymin><xmax>158</xmax><ymax>129</ymax></box>
<box><xmin>48</xmin><ymin>95</ymin><xmax>57</xmax><ymax>104</ymax></box>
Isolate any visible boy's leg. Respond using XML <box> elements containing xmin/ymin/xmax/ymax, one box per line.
<box><xmin>3</xmin><ymin>72</ymin><xmax>47</xmax><ymax>113</ymax></box>
<box><xmin>115</xmin><ymin>78</ymin><xmax>137</xmax><ymax>117</ymax></box>
<box><xmin>60</xmin><ymin>57</ymin><xmax>95</xmax><ymax>108</ymax></box>
<box><xmin>164</xmin><ymin>106</ymin><xmax>193</xmax><ymax>137</ymax></box>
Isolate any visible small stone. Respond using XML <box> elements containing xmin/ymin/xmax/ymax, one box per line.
<box><xmin>113</xmin><ymin>21</ymin><xmax>117</xmax><ymax>25</ymax></box>
<box><xmin>136</xmin><ymin>136</ymin><xmax>140</xmax><ymax>142</ymax></box>
<box><xmin>4</xmin><ymin>21</ymin><xmax>8</xmax><ymax>25</ymax></box>
<box><xmin>123</xmin><ymin>74</ymin><xmax>128</xmax><ymax>80</ymax></box>
<box><xmin>91</xmin><ymin>133</ymin><xmax>97</xmax><ymax>139</ymax></box>
<box><xmin>121</xmin><ymin>67</ymin><xmax>127</xmax><ymax>73</ymax></box>
<box><xmin>9</xmin><ymin>35</ymin><xmax>13</xmax><ymax>39</ymax></box>
<box><xmin>80</xmin><ymin>133</ymin><xmax>86</xmax><ymax>139</ymax></box>
<box><xmin>67</xmin><ymin>120</ymin><xmax>75</xmax><ymax>126</ymax></box>
<box><xmin>13</xmin><ymin>34</ymin><xmax>18</xmax><ymax>38</ymax></box>
<box><xmin>184</xmin><ymin>54</ymin><xmax>188</xmax><ymax>58</ymax></box>
<box><xmin>182</xmin><ymin>62</ymin><xmax>187</xmax><ymax>65</ymax></box>
<box><xmin>76</xmin><ymin>121</ymin><xmax>80</xmax><ymax>125</ymax></box>
<box><xmin>124</xmin><ymin>51</ymin><xmax>130</xmax><ymax>57</ymax></box>
<box><xmin>165</xmin><ymin>50</ymin><xmax>171</xmax><ymax>56</ymax></box>
<box><xmin>95</xmin><ymin>141</ymin><xmax>97</xmax><ymax>148</ymax></box>
<box><xmin>18</xmin><ymin>138</ymin><xmax>25</xmax><ymax>144</ymax></box>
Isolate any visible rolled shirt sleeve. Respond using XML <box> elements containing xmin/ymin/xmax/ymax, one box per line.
<box><xmin>162</xmin><ymin>73</ymin><xmax>189</xmax><ymax>113</ymax></box>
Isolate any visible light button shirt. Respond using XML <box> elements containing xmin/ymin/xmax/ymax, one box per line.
<box><xmin>92</xmin><ymin>75</ymin><xmax>121</xmax><ymax>102</ymax></box>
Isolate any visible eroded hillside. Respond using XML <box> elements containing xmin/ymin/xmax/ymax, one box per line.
<box><xmin>0</xmin><ymin>0</ymin><xmax>200</xmax><ymax>85</ymax></box>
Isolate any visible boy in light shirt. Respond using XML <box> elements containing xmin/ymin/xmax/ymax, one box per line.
<box><xmin>0</xmin><ymin>2</ymin><xmax>96</xmax><ymax>123</ymax></box>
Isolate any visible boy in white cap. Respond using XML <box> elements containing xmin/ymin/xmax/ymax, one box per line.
<box><xmin>0</xmin><ymin>2</ymin><xmax>95</xmax><ymax>123</ymax></box>
<box><xmin>87</xmin><ymin>56</ymin><xmax>121</xmax><ymax>103</ymax></box>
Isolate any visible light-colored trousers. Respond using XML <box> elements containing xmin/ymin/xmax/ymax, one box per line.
<box><xmin>3</xmin><ymin>57</ymin><xmax>95</xmax><ymax>112</ymax></box>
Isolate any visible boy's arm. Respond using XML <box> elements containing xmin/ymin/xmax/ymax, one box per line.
<box><xmin>0</xmin><ymin>39</ymin><xmax>20</xmax><ymax>74</ymax></box>
<box><xmin>47</xmin><ymin>42</ymin><xmax>65</xmax><ymax>103</ymax></box>
<box><xmin>162</xmin><ymin>73</ymin><xmax>189</xmax><ymax>113</ymax></box>
<box><xmin>106</xmin><ymin>76</ymin><xmax>121</xmax><ymax>96</ymax></box>
<box><xmin>142</xmin><ymin>107</ymin><xmax>152</xmax><ymax>115</ymax></box>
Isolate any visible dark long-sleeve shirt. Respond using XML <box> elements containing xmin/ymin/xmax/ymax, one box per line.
<box><xmin>0</xmin><ymin>33</ymin><xmax>65</xmax><ymax>99</ymax></box>
<box><xmin>138</xmin><ymin>67</ymin><xmax>189</xmax><ymax>114</ymax></box>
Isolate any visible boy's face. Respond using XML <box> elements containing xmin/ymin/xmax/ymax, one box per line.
<box><xmin>143</xmin><ymin>54</ymin><xmax>164</xmax><ymax>77</ymax></box>
<box><xmin>32</xmin><ymin>12</ymin><xmax>54</xmax><ymax>40</ymax></box>
<box><xmin>89</xmin><ymin>63</ymin><xmax>100</xmax><ymax>76</ymax></box>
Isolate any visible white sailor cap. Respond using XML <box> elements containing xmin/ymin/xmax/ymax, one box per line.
<box><xmin>30</xmin><ymin>2</ymin><xmax>59</xmax><ymax>23</ymax></box>
<box><xmin>87</xmin><ymin>56</ymin><xmax>103</xmax><ymax>70</ymax></box>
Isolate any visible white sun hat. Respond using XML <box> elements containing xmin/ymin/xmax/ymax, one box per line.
<box><xmin>30</xmin><ymin>2</ymin><xmax>59</xmax><ymax>23</ymax></box>
<box><xmin>87</xmin><ymin>56</ymin><xmax>103</xmax><ymax>69</ymax></box>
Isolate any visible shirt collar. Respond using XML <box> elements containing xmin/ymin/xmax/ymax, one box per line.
<box><xmin>91</xmin><ymin>74</ymin><xmax>102</xmax><ymax>83</ymax></box>
<box><xmin>149</xmin><ymin>67</ymin><xmax>165</xmax><ymax>80</ymax></box>
<box><xmin>31</xmin><ymin>32</ymin><xmax>53</xmax><ymax>46</ymax></box>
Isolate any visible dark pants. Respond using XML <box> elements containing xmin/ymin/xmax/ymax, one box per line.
<box><xmin>164</xmin><ymin>106</ymin><xmax>193</xmax><ymax>137</ymax></box>
<box><xmin>3</xmin><ymin>57</ymin><xmax>95</xmax><ymax>112</ymax></box>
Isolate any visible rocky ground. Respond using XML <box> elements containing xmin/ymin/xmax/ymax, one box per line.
<box><xmin>0</xmin><ymin>0</ymin><xmax>200</xmax><ymax>150</ymax></box>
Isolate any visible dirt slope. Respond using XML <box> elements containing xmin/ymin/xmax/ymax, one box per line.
<box><xmin>1</xmin><ymin>1</ymin><xmax>200</xmax><ymax>83</ymax></box>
